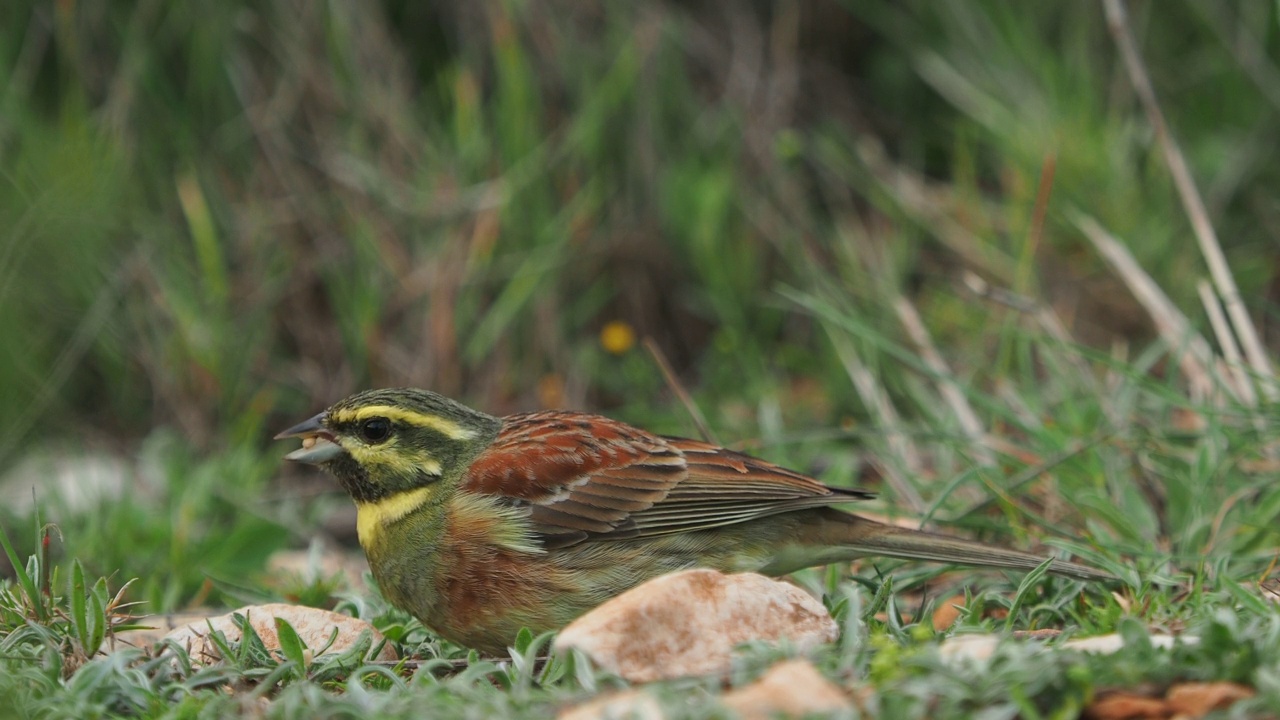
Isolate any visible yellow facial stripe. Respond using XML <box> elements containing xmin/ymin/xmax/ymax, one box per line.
<box><xmin>330</xmin><ymin>405</ymin><xmax>478</xmax><ymax>441</ymax></box>
<box><xmin>356</xmin><ymin>486</ymin><xmax>437</xmax><ymax>549</ymax></box>
<box><xmin>343</xmin><ymin>439</ymin><xmax>443</xmax><ymax>478</ymax></box>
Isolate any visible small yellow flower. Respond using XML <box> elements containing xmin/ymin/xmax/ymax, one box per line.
<box><xmin>599</xmin><ymin>320</ymin><xmax>637</xmax><ymax>355</ymax></box>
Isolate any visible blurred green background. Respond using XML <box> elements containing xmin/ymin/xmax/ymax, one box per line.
<box><xmin>3</xmin><ymin>1</ymin><xmax>1279</xmax><ymax>608</ymax></box>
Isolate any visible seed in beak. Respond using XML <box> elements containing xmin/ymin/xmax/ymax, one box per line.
<box><xmin>302</xmin><ymin>436</ymin><xmax>317</xmax><ymax>449</ymax></box>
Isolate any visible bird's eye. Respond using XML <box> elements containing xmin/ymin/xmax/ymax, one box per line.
<box><xmin>359</xmin><ymin>417</ymin><xmax>392</xmax><ymax>443</ymax></box>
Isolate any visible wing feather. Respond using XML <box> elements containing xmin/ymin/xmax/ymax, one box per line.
<box><xmin>462</xmin><ymin>411</ymin><xmax>873</xmax><ymax>547</ymax></box>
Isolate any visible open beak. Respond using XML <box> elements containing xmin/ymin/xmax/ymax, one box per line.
<box><xmin>274</xmin><ymin>412</ymin><xmax>345</xmax><ymax>464</ymax></box>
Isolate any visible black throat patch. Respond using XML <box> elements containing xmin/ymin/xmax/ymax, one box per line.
<box><xmin>326</xmin><ymin>454</ymin><xmax>388</xmax><ymax>504</ymax></box>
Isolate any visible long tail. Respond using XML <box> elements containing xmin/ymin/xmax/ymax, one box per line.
<box><xmin>778</xmin><ymin>509</ymin><xmax>1114</xmax><ymax>582</ymax></box>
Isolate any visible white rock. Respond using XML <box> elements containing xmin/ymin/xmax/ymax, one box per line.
<box><xmin>939</xmin><ymin>632</ymin><xmax>1194</xmax><ymax>663</ymax></box>
<box><xmin>1062</xmin><ymin>633</ymin><xmax>1187</xmax><ymax>653</ymax></box>
<box><xmin>553</xmin><ymin>569</ymin><xmax>838</xmax><ymax>683</ymax></box>
<box><xmin>1</xmin><ymin>451</ymin><xmax>136</xmax><ymax>514</ymax></box>
<box><xmin>109</xmin><ymin>610</ymin><xmax>221</xmax><ymax>654</ymax></box>
<box><xmin>265</xmin><ymin>544</ymin><xmax>370</xmax><ymax>591</ymax></box>
<box><xmin>721</xmin><ymin>660</ymin><xmax>851</xmax><ymax>719</ymax></box>
<box><xmin>558</xmin><ymin>689</ymin><xmax>664</xmax><ymax>720</ymax></box>
<box><xmin>161</xmin><ymin>603</ymin><xmax>396</xmax><ymax>666</ymax></box>
<box><xmin>937</xmin><ymin>634</ymin><xmax>1002</xmax><ymax>662</ymax></box>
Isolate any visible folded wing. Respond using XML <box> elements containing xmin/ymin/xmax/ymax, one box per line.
<box><xmin>463</xmin><ymin>411</ymin><xmax>871</xmax><ymax>548</ymax></box>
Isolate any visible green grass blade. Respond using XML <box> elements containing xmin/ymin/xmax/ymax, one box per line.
<box><xmin>86</xmin><ymin>589</ymin><xmax>105</xmax><ymax>658</ymax></box>
<box><xmin>69</xmin><ymin>560</ymin><xmax>88</xmax><ymax>649</ymax></box>
<box><xmin>0</xmin><ymin>522</ymin><xmax>43</xmax><ymax>622</ymax></box>
<box><xmin>273</xmin><ymin>617</ymin><xmax>308</xmax><ymax>676</ymax></box>
<box><xmin>1004</xmin><ymin>558</ymin><xmax>1054</xmax><ymax>632</ymax></box>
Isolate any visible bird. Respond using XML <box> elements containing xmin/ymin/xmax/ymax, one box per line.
<box><xmin>277</xmin><ymin>387</ymin><xmax>1112</xmax><ymax>653</ymax></box>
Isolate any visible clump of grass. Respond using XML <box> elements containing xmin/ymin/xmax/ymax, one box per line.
<box><xmin>0</xmin><ymin>519</ymin><xmax>145</xmax><ymax>676</ymax></box>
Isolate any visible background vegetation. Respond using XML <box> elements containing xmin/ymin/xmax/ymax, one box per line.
<box><xmin>3</xmin><ymin>1</ymin><xmax>1280</xmax><ymax>717</ymax></box>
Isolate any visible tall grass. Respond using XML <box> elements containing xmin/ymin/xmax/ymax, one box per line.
<box><xmin>2</xmin><ymin>1</ymin><xmax>1276</xmax><ymax>446</ymax></box>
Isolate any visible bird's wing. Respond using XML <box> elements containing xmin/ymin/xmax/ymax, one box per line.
<box><xmin>463</xmin><ymin>411</ymin><xmax>872</xmax><ymax>548</ymax></box>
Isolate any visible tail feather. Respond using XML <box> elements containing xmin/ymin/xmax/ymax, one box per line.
<box><xmin>787</xmin><ymin>510</ymin><xmax>1114</xmax><ymax>582</ymax></box>
<box><xmin>847</xmin><ymin>524</ymin><xmax>1113</xmax><ymax>582</ymax></box>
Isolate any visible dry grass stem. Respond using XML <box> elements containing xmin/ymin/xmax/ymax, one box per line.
<box><xmin>1071</xmin><ymin>212</ymin><xmax>1220</xmax><ymax>403</ymax></box>
<box><xmin>892</xmin><ymin>296</ymin><xmax>994</xmax><ymax>467</ymax></box>
<box><xmin>826</xmin><ymin>333</ymin><xmax>926</xmax><ymax>515</ymax></box>
<box><xmin>855</xmin><ymin>137</ymin><xmax>1016</xmax><ymax>282</ymax></box>
<box><xmin>643</xmin><ymin>337</ymin><xmax>718</xmax><ymax>446</ymax></box>
<box><xmin>962</xmin><ymin>271</ymin><xmax>1119</xmax><ymax>426</ymax></box>
<box><xmin>1197</xmin><ymin>280</ymin><xmax>1257</xmax><ymax>408</ymax></box>
<box><xmin>994</xmin><ymin>379</ymin><xmax>1043</xmax><ymax>431</ymax></box>
<box><xmin>1103</xmin><ymin>0</ymin><xmax>1276</xmax><ymax>402</ymax></box>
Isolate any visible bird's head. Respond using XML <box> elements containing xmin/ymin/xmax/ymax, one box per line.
<box><xmin>276</xmin><ymin>388</ymin><xmax>502</xmax><ymax>503</ymax></box>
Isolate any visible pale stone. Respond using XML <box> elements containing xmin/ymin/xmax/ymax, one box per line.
<box><xmin>939</xmin><ymin>632</ymin><xmax>1193</xmax><ymax>663</ymax></box>
<box><xmin>1164</xmin><ymin>682</ymin><xmax>1254</xmax><ymax>716</ymax></box>
<box><xmin>558</xmin><ymin>690</ymin><xmax>664</xmax><ymax>720</ymax></box>
<box><xmin>553</xmin><ymin>569</ymin><xmax>838</xmax><ymax>683</ymax></box>
<box><xmin>1061</xmin><ymin>633</ymin><xmax>1186</xmax><ymax>653</ymax></box>
<box><xmin>1083</xmin><ymin>682</ymin><xmax>1254</xmax><ymax>720</ymax></box>
<box><xmin>2</xmin><ymin>451</ymin><xmax>136</xmax><ymax>514</ymax></box>
<box><xmin>161</xmin><ymin>603</ymin><xmax>396</xmax><ymax>666</ymax></box>
<box><xmin>109</xmin><ymin>611</ymin><xmax>221</xmax><ymax>654</ymax></box>
<box><xmin>721</xmin><ymin>660</ymin><xmax>851</xmax><ymax>719</ymax></box>
<box><xmin>937</xmin><ymin>634</ymin><xmax>1002</xmax><ymax>663</ymax></box>
<box><xmin>266</xmin><ymin>545</ymin><xmax>370</xmax><ymax>591</ymax></box>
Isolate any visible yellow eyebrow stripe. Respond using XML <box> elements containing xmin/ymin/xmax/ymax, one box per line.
<box><xmin>356</xmin><ymin>486</ymin><xmax>437</xmax><ymax>549</ymax></box>
<box><xmin>342</xmin><ymin>440</ymin><xmax>442</xmax><ymax>478</ymax></box>
<box><xmin>331</xmin><ymin>405</ymin><xmax>478</xmax><ymax>441</ymax></box>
